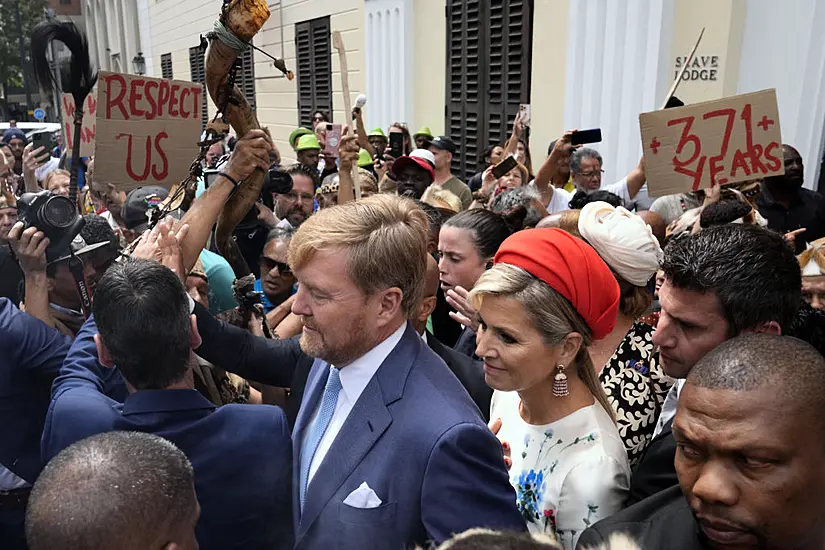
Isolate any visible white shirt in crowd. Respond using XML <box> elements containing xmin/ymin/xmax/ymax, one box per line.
<box><xmin>302</xmin><ymin>322</ymin><xmax>406</xmax><ymax>484</ymax></box>
<box><xmin>544</xmin><ymin>177</ymin><xmax>652</xmax><ymax>214</ymax></box>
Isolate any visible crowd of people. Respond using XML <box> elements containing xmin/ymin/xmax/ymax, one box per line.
<box><xmin>2</xmin><ymin>91</ymin><xmax>825</xmax><ymax>550</ymax></box>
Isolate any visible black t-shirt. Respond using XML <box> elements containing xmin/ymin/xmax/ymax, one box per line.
<box><xmin>0</xmin><ymin>244</ymin><xmax>23</xmax><ymax>304</ymax></box>
<box><xmin>757</xmin><ymin>184</ymin><xmax>825</xmax><ymax>253</ymax></box>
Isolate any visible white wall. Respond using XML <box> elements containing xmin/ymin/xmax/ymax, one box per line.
<box><xmin>738</xmin><ymin>0</ymin><xmax>825</xmax><ymax>189</ymax></box>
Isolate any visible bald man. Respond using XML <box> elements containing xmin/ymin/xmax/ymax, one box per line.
<box><xmin>415</xmin><ymin>255</ymin><xmax>491</xmax><ymax>420</ymax></box>
<box><xmin>26</xmin><ymin>431</ymin><xmax>199</xmax><ymax>550</ymax></box>
<box><xmin>757</xmin><ymin>144</ymin><xmax>825</xmax><ymax>253</ymax></box>
<box><xmin>578</xmin><ymin>334</ymin><xmax>825</xmax><ymax>550</ymax></box>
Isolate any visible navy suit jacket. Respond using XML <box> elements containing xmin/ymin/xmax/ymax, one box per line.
<box><xmin>192</xmin><ymin>303</ymin><xmax>525</xmax><ymax>549</ymax></box>
<box><xmin>42</xmin><ymin>316</ymin><xmax>294</xmax><ymax>550</ymax></box>
<box><xmin>0</xmin><ymin>298</ymin><xmax>71</xmax><ymax>484</ymax></box>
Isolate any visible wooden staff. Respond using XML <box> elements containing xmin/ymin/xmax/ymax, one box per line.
<box><xmin>660</xmin><ymin>27</ymin><xmax>705</xmax><ymax>110</ymax></box>
<box><xmin>332</xmin><ymin>30</ymin><xmax>362</xmax><ymax>200</ymax></box>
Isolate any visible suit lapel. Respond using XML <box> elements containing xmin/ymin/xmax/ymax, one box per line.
<box><xmin>296</xmin><ymin>324</ymin><xmax>423</xmax><ymax>541</ymax></box>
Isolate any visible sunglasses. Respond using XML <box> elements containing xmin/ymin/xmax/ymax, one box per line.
<box><xmin>260</xmin><ymin>256</ymin><xmax>291</xmax><ymax>274</ymax></box>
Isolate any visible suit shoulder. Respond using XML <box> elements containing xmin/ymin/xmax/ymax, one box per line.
<box><xmin>212</xmin><ymin>404</ymin><xmax>290</xmax><ymax>435</ymax></box>
<box><xmin>588</xmin><ymin>486</ymin><xmax>688</xmax><ymax>533</ymax></box>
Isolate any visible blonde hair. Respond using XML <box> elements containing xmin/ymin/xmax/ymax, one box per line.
<box><xmin>421</xmin><ymin>184</ymin><xmax>462</xmax><ymax>213</ymax></box>
<box><xmin>358</xmin><ymin>168</ymin><xmax>378</xmax><ymax>194</ymax></box>
<box><xmin>43</xmin><ymin>169</ymin><xmax>70</xmax><ymax>191</ymax></box>
<box><xmin>289</xmin><ymin>194</ymin><xmax>428</xmax><ymax>315</ymax></box>
<box><xmin>470</xmin><ymin>264</ymin><xmax>615</xmax><ymax>421</ymax></box>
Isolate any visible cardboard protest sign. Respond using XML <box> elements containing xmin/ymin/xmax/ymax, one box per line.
<box><xmin>61</xmin><ymin>93</ymin><xmax>96</xmax><ymax>157</ymax></box>
<box><xmin>93</xmin><ymin>71</ymin><xmax>204</xmax><ymax>192</ymax></box>
<box><xmin>640</xmin><ymin>89</ymin><xmax>784</xmax><ymax>197</ymax></box>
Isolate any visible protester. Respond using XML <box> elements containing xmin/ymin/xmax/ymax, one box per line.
<box><xmin>87</xmin><ymin>160</ymin><xmax>129</xmax><ymax>232</ymax></box>
<box><xmin>414</xmin><ymin>125</ymin><xmax>434</xmax><ymax>149</ymax></box>
<box><xmin>422</xmin><ymin>184</ymin><xmax>463</xmax><ymax>214</ymax></box>
<box><xmin>190</xmin><ymin>194</ymin><xmax>526</xmax><ymax>548</ymax></box>
<box><xmin>649</xmin><ymin>190</ymin><xmax>703</xmax><ymax>227</ymax></box>
<box><xmin>489</xmin><ymin>186</ymin><xmax>547</xmax><ymax>229</ymax></box>
<box><xmin>799</xmin><ymin>237</ymin><xmax>825</xmax><ymax>309</ymax></box>
<box><xmin>568</xmin><ymin>189</ymin><xmax>623</xmax><ymax>210</ymax></box>
<box><xmin>294</xmin><ymin>134</ymin><xmax>322</xmax><ymax>173</ymax></box>
<box><xmin>390</xmin><ymin>149</ymin><xmax>436</xmax><ymax>200</ymax></box>
<box><xmin>473</xmin><ymin>228</ymin><xmax>629</xmax><ymax>548</ymax></box>
<box><xmin>204</xmin><ymin>141</ymin><xmax>226</xmax><ymax>169</ymax></box>
<box><xmin>274</xmin><ymin>163</ymin><xmax>318</xmax><ymax>229</ymax></box>
<box><xmin>566</xmin><ymin>202</ymin><xmax>668</xmax><ymax>466</ymax></box>
<box><xmin>389</xmin><ymin>122</ymin><xmax>413</xmax><ymax>156</ymax></box>
<box><xmin>757</xmin><ymin>144</ymin><xmax>825</xmax><ymax>253</ymax></box>
<box><xmin>439</xmin><ymin>209</ymin><xmax>515</xmax><ymax>358</ymax></box>
<box><xmin>367</xmin><ymin>127</ymin><xmax>388</xmax><ymax>157</ymax></box>
<box><xmin>578</xmin><ymin>334</ymin><xmax>825</xmax><ymax>550</ymax></box>
<box><xmin>255</xmin><ymin>226</ymin><xmax>296</xmax><ymax>313</ymax></box>
<box><xmin>41</xmin><ymin>169</ymin><xmax>70</xmax><ymax>197</ymax></box>
<box><xmin>0</xmin><ymin>298</ymin><xmax>73</xmax><ymax>550</ymax></box>
<box><xmin>311</xmin><ymin>110</ymin><xmax>330</xmax><ymax>127</ymax></box>
<box><xmin>476</xmin><ymin>160</ymin><xmax>531</xmax><ymax>203</ymax></box>
<box><xmin>2</xmin><ymin>128</ymin><xmax>27</xmax><ymax>176</ymax></box>
<box><xmin>545</xmin><ymin>139</ymin><xmax>575</xmax><ymax>191</ymax></box>
<box><xmin>429</xmin><ymin>136</ymin><xmax>472</xmax><ymax>209</ymax></box>
<box><xmin>628</xmin><ymin>223</ymin><xmax>801</xmax><ymax>504</ymax></box>
<box><xmin>468</xmin><ymin>144</ymin><xmax>505</xmax><ymax>191</ymax></box>
<box><xmin>289</xmin><ymin>127</ymin><xmax>314</xmax><ymax>150</ymax></box>
<box><xmin>26</xmin><ymin>432</ymin><xmax>199</xmax><ymax>550</ymax></box>
<box><xmin>42</xmin><ymin>257</ymin><xmax>294</xmax><ymax>550</ymax></box>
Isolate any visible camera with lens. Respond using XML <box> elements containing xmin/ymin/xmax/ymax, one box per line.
<box><xmin>203</xmin><ymin>165</ymin><xmax>293</xmax><ymax>197</ymax></box>
<box><xmin>17</xmin><ymin>190</ymin><xmax>85</xmax><ymax>257</ymax></box>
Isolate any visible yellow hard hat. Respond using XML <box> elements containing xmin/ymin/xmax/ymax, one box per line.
<box><xmin>295</xmin><ymin>134</ymin><xmax>322</xmax><ymax>151</ymax></box>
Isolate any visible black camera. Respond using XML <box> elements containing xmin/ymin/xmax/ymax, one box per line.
<box><xmin>263</xmin><ymin>166</ymin><xmax>293</xmax><ymax>195</ymax></box>
<box><xmin>17</xmin><ymin>191</ymin><xmax>84</xmax><ymax>258</ymax></box>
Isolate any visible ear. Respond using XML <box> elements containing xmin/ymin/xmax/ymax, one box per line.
<box><xmin>46</xmin><ymin>276</ymin><xmax>55</xmax><ymax>292</ymax></box>
<box><xmin>375</xmin><ymin>287</ymin><xmax>404</xmax><ymax>326</ymax></box>
<box><xmin>417</xmin><ymin>296</ymin><xmax>437</xmax><ymax>324</ymax></box>
<box><xmin>189</xmin><ymin>315</ymin><xmax>203</xmax><ymax>350</ymax></box>
<box><xmin>750</xmin><ymin>321</ymin><xmax>782</xmax><ymax>336</ymax></box>
<box><xmin>558</xmin><ymin>332</ymin><xmax>584</xmax><ymax>367</ymax></box>
<box><xmin>94</xmin><ymin>333</ymin><xmax>116</xmax><ymax>367</ymax></box>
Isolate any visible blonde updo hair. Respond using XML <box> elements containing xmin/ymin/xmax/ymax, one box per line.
<box><xmin>470</xmin><ymin>263</ymin><xmax>615</xmax><ymax>420</ymax></box>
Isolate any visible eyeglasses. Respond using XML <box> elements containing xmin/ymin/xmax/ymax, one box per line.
<box><xmin>313</xmin><ymin>115</ymin><xmax>325</xmax><ymax>122</ymax></box>
<box><xmin>284</xmin><ymin>191</ymin><xmax>315</xmax><ymax>203</ymax></box>
<box><xmin>578</xmin><ymin>170</ymin><xmax>604</xmax><ymax>180</ymax></box>
<box><xmin>260</xmin><ymin>256</ymin><xmax>291</xmax><ymax>275</ymax></box>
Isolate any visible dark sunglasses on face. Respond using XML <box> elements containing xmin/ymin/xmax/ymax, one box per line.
<box><xmin>260</xmin><ymin>256</ymin><xmax>292</xmax><ymax>274</ymax></box>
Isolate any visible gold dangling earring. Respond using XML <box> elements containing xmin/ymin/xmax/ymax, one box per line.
<box><xmin>553</xmin><ymin>364</ymin><xmax>569</xmax><ymax>397</ymax></box>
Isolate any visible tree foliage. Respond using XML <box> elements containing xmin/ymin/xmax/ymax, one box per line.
<box><xmin>0</xmin><ymin>0</ymin><xmax>48</xmax><ymax>90</ymax></box>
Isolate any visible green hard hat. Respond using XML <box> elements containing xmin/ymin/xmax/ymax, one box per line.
<box><xmin>414</xmin><ymin>126</ymin><xmax>434</xmax><ymax>139</ymax></box>
<box><xmin>368</xmin><ymin>127</ymin><xmax>387</xmax><ymax>138</ymax></box>
<box><xmin>295</xmin><ymin>134</ymin><xmax>322</xmax><ymax>151</ymax></box>
<box><xmin>289</xmin><ymin>127</ymin><xmax>314</xmax><ymax>149</ymax></box>
<box><xmin>357</xmin><ymin>148</ymin><xmax>374</xmax><ymax>168</ymax></box>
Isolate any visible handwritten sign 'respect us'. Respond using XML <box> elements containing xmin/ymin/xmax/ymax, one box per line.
<box><xmin>93</xmin><ymin>71</ymin><xmax>204</xmax><ymax>192</ymax></box>
<box><xmin>640</xmin><ymin>89</ymin><xmax>784</xmax><ymax>197</ymax></box>
<box><xmin>61</xmin><ymin>93</ymin><xmax>97</xmax><ymax>157</ymax></box>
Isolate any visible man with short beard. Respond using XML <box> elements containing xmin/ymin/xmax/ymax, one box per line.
<box><xmin>757</xmin><ymin>144</ymin><xmax>825</xmax><ymax>253</ymax></box>
<box><xmin>274</xmin><ymin>164</ymin><xmax>318</xmax><ymax>229</ymax></box>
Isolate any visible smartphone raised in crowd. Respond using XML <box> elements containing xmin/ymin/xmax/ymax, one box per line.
<box><xmin>492</xmin><ymin>155</ymin><xmax>519</xmax><ymax>179</ymax></box>
<box><xmin>31</xmin><ymin>132</ymin><xmax>52</xmax><ymax>154</ymax></box>
<box><xmin>519</xmin><ymin>104</ymin><xmax>531</xmax><ymax>128</ymax></box>
<box><xmin>389</xmin><ymin>132</ymin><xmax>405</xmax><ymax>159</ymax></box>
<box><xmin>324</xmin><ymin>123</ymin><xmax>342</xmax><ymax>158</ymax></box>
<box><xmin>570</xmin><ymin>128</ymin><xmax>602</xmax><ymax>146</ymax></box>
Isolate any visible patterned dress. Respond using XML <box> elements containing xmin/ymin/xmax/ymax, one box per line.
<box><xmin>491</xmin><ymin>392</ymin><xmax>630</xmax><ymax>550</ymax></box>
<box><xmin>599</xmin><ymin>321</ymin><xmax>674</xmax><ymax>467</ymax></box>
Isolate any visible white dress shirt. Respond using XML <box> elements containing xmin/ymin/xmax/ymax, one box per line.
<box><xmin>652</xmin><ymin>379</ymin><xmax>684</xmax><ymax>438</ymax></box>
<box><xmin>303</xmin><ymin>322</ymin><xmax>406</xmax><ymax>484</ymax></box>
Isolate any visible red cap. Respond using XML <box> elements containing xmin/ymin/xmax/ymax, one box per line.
<box><xmin>391</xmin><ymin>156</ymin><xmax>435</xmax><ymax>182</ymax></box>
<box><xmin>494</xmin><ymin>228</ymin><xmax>620</xmax><ymax>340</ymax></box>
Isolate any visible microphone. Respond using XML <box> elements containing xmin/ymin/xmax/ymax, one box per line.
<box><xmin>353</xmin><ymin>94</ymin><xmax>367</xmax><ymax>119</ymax></box>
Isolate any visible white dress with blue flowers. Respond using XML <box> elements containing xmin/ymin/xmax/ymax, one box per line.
<box><xmin>490</xmin><ymin>391</ymin><xmax>630</xmax><ymax>549</ymax></box>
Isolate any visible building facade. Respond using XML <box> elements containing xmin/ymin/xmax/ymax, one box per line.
<box><xmin>80</xmin><ymin>0</ymin><xmax>825</xmax><ymax>189</ymax></box>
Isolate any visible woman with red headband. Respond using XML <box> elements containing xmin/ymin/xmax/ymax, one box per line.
<box><xmin>470</xmin><ymin>228</ymin><xmax>629</xmax><ymax>549</ymax></box>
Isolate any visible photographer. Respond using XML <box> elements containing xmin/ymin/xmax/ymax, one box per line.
<box><xmin>8</xmin><ymin>215</ymin><xmax>118</xmax><ymax>338</ymax></box>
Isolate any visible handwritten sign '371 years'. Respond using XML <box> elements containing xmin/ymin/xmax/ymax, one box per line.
<box><xmin>93</xmin><ymin>71</ymin><xmax>204</xmax><ymax>192</ymax></box>
<box><xmin>640</xmin><ymin>89</ymin><xmax>784</xmax><ymax>197</ymax></box>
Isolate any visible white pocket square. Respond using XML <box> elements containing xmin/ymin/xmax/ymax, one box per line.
<box><xmin>342</xmin><ymin>481</ymin><xmax>383</xmax><ymax>509</ymax></box>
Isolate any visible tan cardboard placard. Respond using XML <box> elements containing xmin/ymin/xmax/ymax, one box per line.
<box><xmin>61</xmin><ymin>92</ymin><xmax>96</xmax><ymax>157</ymax></box>
<box><xmin>93</xmin><ymin>71</ymin><xmax>204</xmax><ymax>192</ymax></box>
<box><xmin>640</xmin><ymin>89</ymin><xmax>784</xmax><ymax>197</ymax></box>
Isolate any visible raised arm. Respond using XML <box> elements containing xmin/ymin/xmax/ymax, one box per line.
<box><xmin>624</xmin><ymin>155</ymin><xmax>647</xmax><ymax>200</ymax></box>
<box><xmin>501</xmin><ymin>110</ymin><xmax>524</xmax><ymax>158</ymax></box>
<box><xmin>352</xmin><ymin>107</ymin><xmax>374</xmax><ymax>157</ymax></box>
<box><xmin>534</xmin><ymin>130</ymin><xmax>575</xmax><ymax>206</ymax></box>
<box><xmin>8</xmin><ymin>222</ymin><xmax>54</xmax><ymax>329</ymax></box>
<box><xmin>337</xmin><ymin>126</ymin><xmax>360</xmax><ymax>204</ymax></box>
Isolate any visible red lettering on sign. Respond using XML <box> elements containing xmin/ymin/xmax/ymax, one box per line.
<box><xmin>116</xmin><ymin>132</ymin><xmax>170</xmax><ymax>181</ymax></box>
<box><xmin>668</xmin><ymin>116</ymin><xmax>706</xmax><ymax>190</ymax></box>
<box><xmin>757</xmin><ymin>115</ymin><xmax>775</xmax><ymax>132</ymax></box>
<box><xmin>702</xmin><ymin>108</ymin><xmax>736</xmax><ymax>185</ymax></box>
<box><xmin>649</xmin><ymin>138</ymin><xmax>661</xmax><ymax>154</ymax></box>
<box><xmin>179</xmin><ymin>88</ymin><xmax>191</xmax><ymax>118</ymax></box>
<box><xmin>144</xmin><ymin>80</ymin><xmax>159</xmax><ymax>120</ymax></box>
<box><xmin>129</xmin><ymin>78</ymin><xmax>146</xmax><ymax>118</ymax></box>
<box><xmin>87</xmin><ymin>96</ymin><xmax>97</xmax><ymax>117</ymax></box>
<box><xmin>729</xmin><ymin>149</ymin><xmax>752</xmax><ymax>178</ymax></box>
<box><xmin>169</xmin><ymin>84</ymin><xmax>180</xmax><ymax>117</ymax></box>
<box><xmin>152</xmin><ymin>132</ymin><xmax>169</xmax><ymax>179</ymax></box>
<box><xmin>158</xmin><ymin>81</ymin><xmax>170</xmax><ymax>118</ymax></box>
<box><xmin>105</xmin><ymin>74</ymin><xmax>129</xmax><ymax>120</ymax></box>
<box><xmin>191</xmin><ymin>87</ymin><xmax>203</xmax><ymax>120</ymax></box>
<box><xmin>116</xmin><ymin>133</ymin><xmax>151</xmax><ymax>181</ymax></box>
<box><xmin>765</xmin><ymin>142</ymin><xmax>782</xmax><ymax>172</ymax></box>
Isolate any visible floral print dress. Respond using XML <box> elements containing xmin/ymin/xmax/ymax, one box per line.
<box><xmin>490</xmin><ymin>391</ymin><xmax>630</xmax><ymax>549</ymax></box>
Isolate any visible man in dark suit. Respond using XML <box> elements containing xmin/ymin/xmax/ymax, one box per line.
<box><xmin>192</xmin><ymin>195</ymin><xmax>524</xmax><ymax>549</ymax></box>
<box><xmin>579</xmin><ymin>335</ymin><xmax>825</xmax><ymax>550</ymax></box>
<box><xmin>41</xmin><ymin>259</ymin><xmax>293</xmax><ymax>550</ymax></box>
<box><xmin>0</xmin><ymin>299</ymin><xmax>73</xmax><ymax>550</ymax></box>
<box><xmin>629</xmin><ymin>225</ymin><xmax>801</xmax><ymax>504</ymax></box>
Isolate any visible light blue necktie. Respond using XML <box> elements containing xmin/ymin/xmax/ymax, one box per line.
<box><xmin>299</xmin><ymin>365</ymin><xmax>342</xmax><ymax>509</ymax></box>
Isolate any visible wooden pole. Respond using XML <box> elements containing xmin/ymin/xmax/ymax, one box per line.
<box><xmin>332</xmin><ymin>30</ymin><xmax>362</xmax><ymax>200</ymax></box>
<box><xmin>660</xmin><ymin>27</ymin><xmax>705</xmax><ymax>110</ymax></box>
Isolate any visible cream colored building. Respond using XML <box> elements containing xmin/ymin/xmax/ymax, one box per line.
<box><xmin>84</xmin><ymin>0</ymin><xmax>825</xmax><ymax>189</ymax></box>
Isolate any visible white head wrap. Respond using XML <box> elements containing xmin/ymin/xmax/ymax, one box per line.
<box><xmin>578</xmin><ymin>201</ymin><xmax>664</xmax><ymax>286</ymax></box>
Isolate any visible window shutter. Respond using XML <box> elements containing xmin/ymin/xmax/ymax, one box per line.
<box><xmin>238</xmin><ymin>48</ymin><xmax>256</xmax><ymax>110</ymax></box>
<box><xmin>189</xmin><ymin>46</ymin><xmax>208</xmax><ymax>130</ymax></box>
<box><xmin>296</xmin><ymin>17</ymin><xmax>332</xmax><ymax>128</ymax></box>
<box><xmin>161</xmin><ymin>53</ymin><xmax>173</xmax><ymax>80</ymax></box>
<box><xmin>446</xmin><ymin>0</ymin><xmax>533</xmax><ymax>179</ymax></box>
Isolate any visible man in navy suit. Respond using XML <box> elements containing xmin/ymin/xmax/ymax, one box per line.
<box><xmin>0</xmin><ymin>299</ymin><xmax>72</xmax><ymax>550</ymax></box>
<box><xmin>41</xmin><ymin>259</ymin><xmax>293</xmax><ymax>550</ymax></box>
<box><xmin>193</xmin><ymin>194</ymin><xmax>525</xmax><ymax>549</ymax></box>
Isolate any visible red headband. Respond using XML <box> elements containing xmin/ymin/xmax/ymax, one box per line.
<box><xmin>494</xmin><ymin>228</ymin><xmax>620</xmax><ymax>340</ymax></box>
